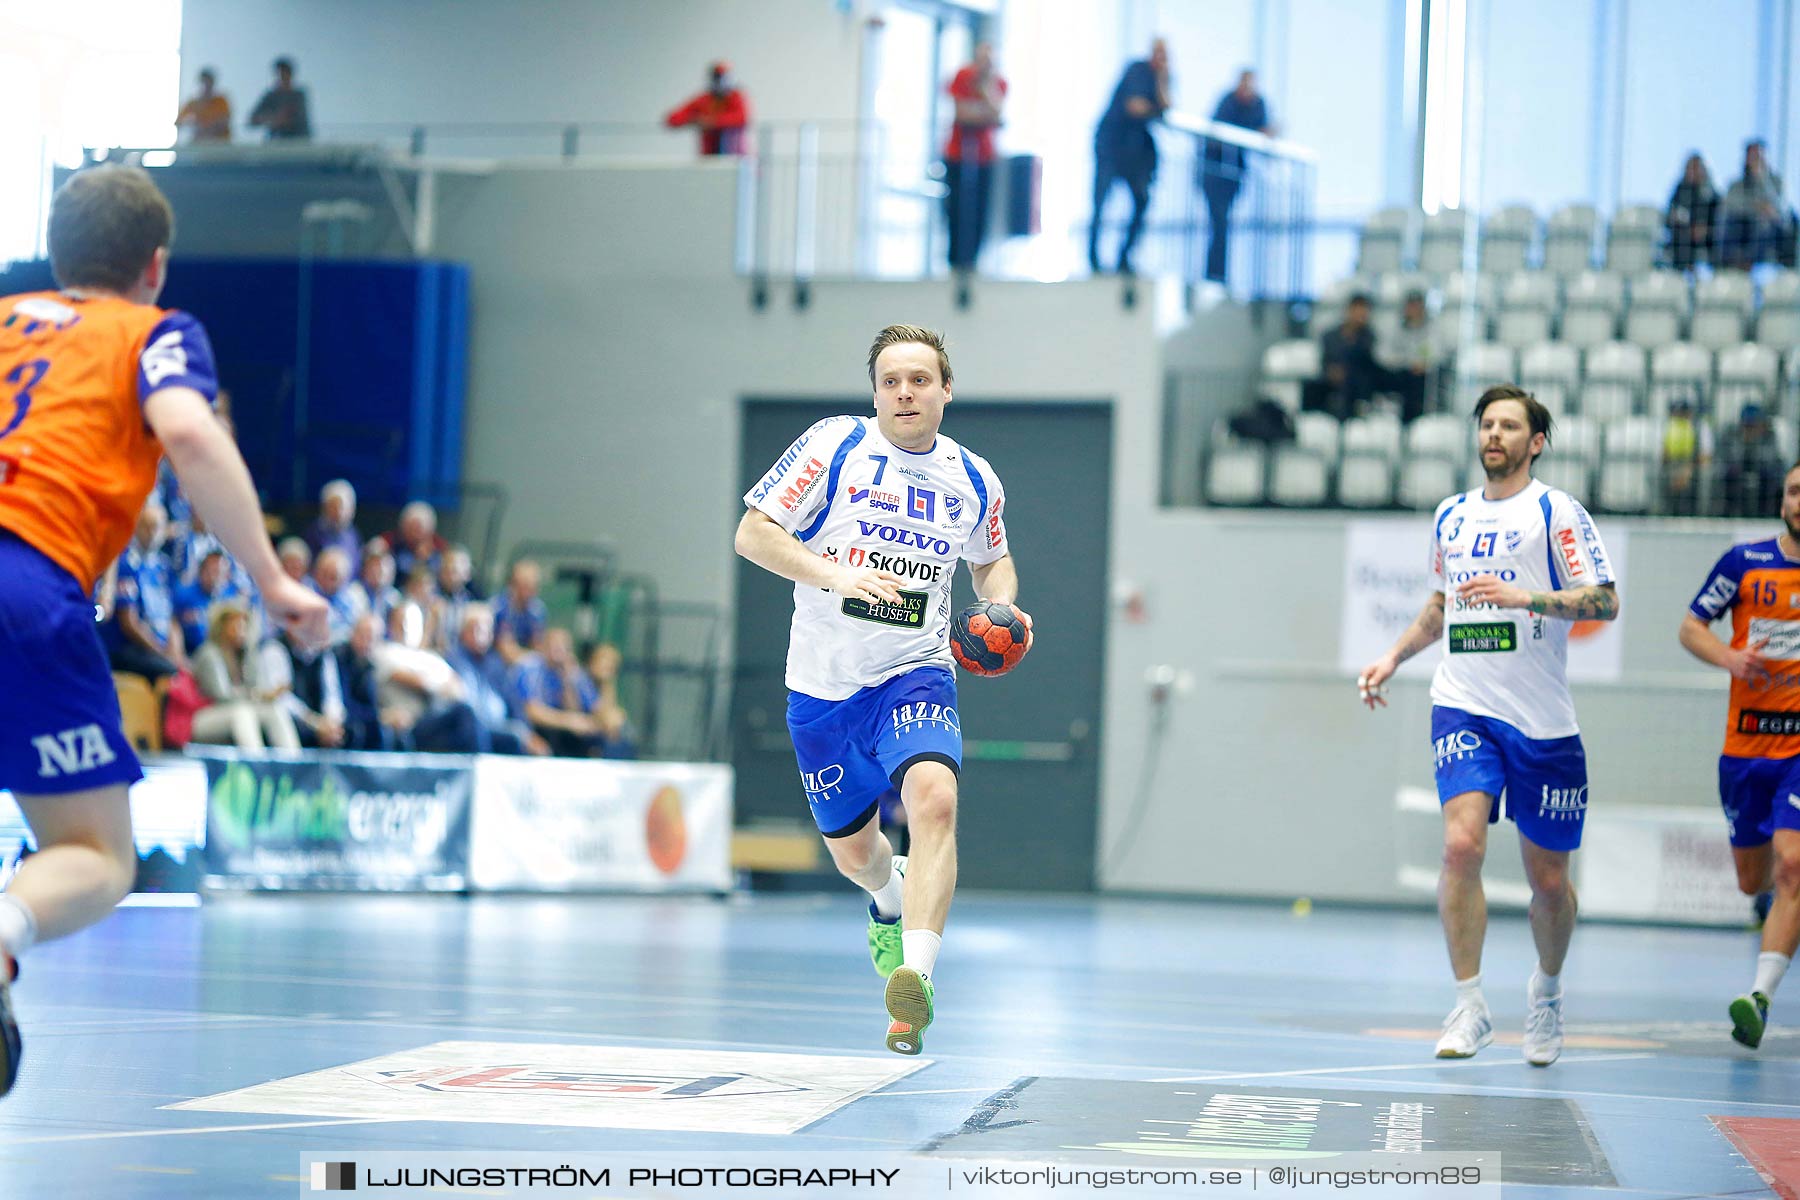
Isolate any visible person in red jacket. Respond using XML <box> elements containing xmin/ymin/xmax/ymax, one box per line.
<box><xmin>665</xmin><ymin>61</ymin><xmax>750</xmax><ymax>156</ymax></box>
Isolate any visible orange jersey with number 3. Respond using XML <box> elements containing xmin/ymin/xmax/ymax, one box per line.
<box><xmin>0</xmin><ymin>291</ymin><xmax>218</xmax><ymax>592</ymax></box>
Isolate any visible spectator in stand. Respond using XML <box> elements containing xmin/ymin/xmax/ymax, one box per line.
<box><xmin>173</xmin><ymin>549</ymin><xmax>242</xmax><ymax>654</ymax></box>
<box><xmin>371</xmin><ymin>629</ymin><xmax>482</xmax><ymax>753</ymax></box>
<box><xmin>1719</xmin><ymin>404</ymin><xmax>1790</xmax><ymax>516</ymax></box>
<box><xmin>353</xmin><ymin>540</ymin><xmax>401</xmax><ymax>633</ymax></box>
<box><xmin>171</xmin><ymin>509</ymin><xmax>250</xmax><ymax>596</ymax></box>
<box><xmin>1661</xmin><ymin>394</ymin><xmax>1714</xmax><ymax>516</ymax></box>
<box><xmin>446</xmin><ymin>606</ymin><xmax>546</xmax><ymax>756</ymax></box>
<box><xmin>1199</xmin><ymin>69</ymin><xmax>1274</xmax><ymax>285</ymax></box>
<box><xmin>1723</xmin><ymin>139</ymin><xmax>1798</xmax><ymax>268</ymax></box>
<box><xmin>942</xmin><ymin>43</ymin><xmax>1007</xmax><ymax>276</ymax></box>
<box><xmin>389</xmin><ymin>565</ymin><xmax>441</xmax><ymax>649</ymax></box>
<box><xmin>492</xmin><ymin>558</ymin><xmax>548</xmax><ymax>663</ymax></box>
<box><xmin>1302</xmin><ymin>293</ymin><xmax>1381</xmax><ymax>421</ymax></box>
<box><xmin>385</xmin><ymin>500</ymin><xmax>447</xmax><ymax>579</ymax></box>
<box><xmin>277</xmin><ymin>537</ymin><xmax>312</xmax><ymax>584</ymax></box>
<box><xmin>308</xmin><ymin>546</ymin><xmax>366</xmax><ymax>644</ymax></box>
<box><xmin>106</xmin><ymin>498</ymin><xmax>185</xmax><ymax>684</ymax></box>
<box><xmin>513</xmin><ymin>627</ymin><xmax>601</xmax><ymax>758</ymax></box>
<box><xmin>1089</xmin><ymin>38</ymin><xmax>1170</xmax><ymax>276</ymax></box>
<box><xmin>339</xmin><ymin>614</ymin><xmax>395</xmax><ymax>750</ymax></box>
<box><xmin>432</xmin><ymin>545</ymin><xmax>479</xmax><ymax>653</ymax></box>
<box><xmin>189</xmin><ymin>601</ymin><xmax>300</xmax><ymax>751</ymax></box>
<box><xmin>1666</xmin><ymin>152</ymin><xmax>1719</xmax><ymax>271</ymax></box>
<box><xmin>176</xmin><ymin>67</ymin><xmax>232</xmax><ymax>144</ymax></box>
<box><xmin>307</xmin><ymin>479</ymin><xmax>361</xmax><ymax>564</ymax></box>
<box><xmin>248</xmin><ymin>57</ymin><xmax>311</xmax><ymax>141</ymax></box>
<box><xmin>1376</xmin><ymin>290</ymin><xmax>1435</xmax><ymax>422</ymax></box>
<box><xmin>586</xmin><ymin>642</ymin><xmax>639</xmax><ymax>760</ymax></box>
<box><xmin>664</xmin><ymin>61</ymin><xmax>750</xmax><ymax>156</ymax></box>
<box><xmin>271</xmin><ymin>624</ymin><xmax>348</xmax><ymax>749</ymax></box>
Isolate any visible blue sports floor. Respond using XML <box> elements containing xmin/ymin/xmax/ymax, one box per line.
<box><xmin>0</xmin><ymin>890</ymin><xmax>1794</xmax><ymax>1198</ymax></box>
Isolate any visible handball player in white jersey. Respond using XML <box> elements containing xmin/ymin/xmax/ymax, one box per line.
<box><xmin>735</xmin><ymin>325</ymin><xmax>1030</xmax><ymax>1055</ymax></box>
<box><xmin>1359</xmin><ymin>386</ymin><xmax>1618</xmax><ymax>1065</ymax></box>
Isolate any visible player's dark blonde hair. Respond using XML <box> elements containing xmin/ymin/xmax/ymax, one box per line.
<box><xmin>47</xmin><ymin>165</ymin><xmax>174</xmax><ymax>293</ymax></box>
<box><xmin>866</xmin><ymin>325</ymin><xmax>952</xmax><ymax>388</ymax></box>
<box><xmin>1473</xmin><ymin>384</ymin><xmax>1554</xmax><ymax>463</ymax></box>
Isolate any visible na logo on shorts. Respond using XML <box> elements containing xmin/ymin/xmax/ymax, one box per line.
<box><xmin>32</xmin><ymin>724</ymin><xmax>117</xmax><ymax>778</ymax></box>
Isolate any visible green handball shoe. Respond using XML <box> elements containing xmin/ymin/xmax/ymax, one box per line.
<box><xmin>884</xmin><ymin>965</ymin><xmax>934</xmax><ymax>1055</ymax></box>
<box><xmin>1731</xmin><ymin>991</ymin><xmax>1771</xmax><ymax>1049</ymax></box>
<box><xmin>866</xmin><ymin>855</ymin><xmax>906</xmax><ymax>979</ymax></box>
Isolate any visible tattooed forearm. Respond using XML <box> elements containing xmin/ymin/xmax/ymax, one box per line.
<box><xmin>1526</xmin><ymin>585</ymin><xmax>1619</xmax><ymax>622</ymax></box>
<box><xmin>1394</xmin><ymin>594</ymin><xmax>1447</xmax><ymax>662</ymax></box>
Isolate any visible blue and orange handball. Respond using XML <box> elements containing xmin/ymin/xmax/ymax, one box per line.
<box><xmin>950</xmin><ymin>600</ymin><xmax>1031</xmax><ymax>677</ymax></box>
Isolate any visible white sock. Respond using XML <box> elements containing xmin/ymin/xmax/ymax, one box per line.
<box><xmin>866</xmin><ymin>858</ymin><xmax>903</xmax><ymax>921</ymax></box>
<box><xmin>0</xmin><ymin>894</ymin><xmax>37</xmax><ymax>963</ymax></box>
<box><xmin>1754</xmin><ymin>952</ymin><xmax>1791</xmax><ymax>998</ymax></box>
<box><xmin>1455</xmin><ymin>974</ymin><xmax>1486</xmax><ymax>1010</ymax></box>
<box><xmin>1531</xmin><ymin>968</ymin><xmax>1562</xmax><ymax>1000</ymax></box>
<box><xmin>902</xmin><ymin>929</ymin><xmax>941</xmax><ymax>978</ymax></box>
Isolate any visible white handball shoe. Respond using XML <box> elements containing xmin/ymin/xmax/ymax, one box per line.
<box><xmin>1434</xmin><ymin>1003</ymin><xmax>1494</xmax><ymax>1059</ymax></box>
<box><xmin>1523</xmin><ymin>988</ymin><xmax>1565</xmax><ymax>1066</ymax></box>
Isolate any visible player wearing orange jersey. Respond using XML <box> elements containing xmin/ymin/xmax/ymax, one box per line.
<box><xmin>1681</xmin><ymin>461</ymin><xmax>1800</xmax><ymax>1050</ymax></box>
<box><xmin>0</xmin><ymin>166</ymin><xmax>328</xmax><ymax>1097</ymax></box>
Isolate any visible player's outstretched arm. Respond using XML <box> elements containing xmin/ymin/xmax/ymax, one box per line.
<box><xmin>733</xmin><ymin>508</ymin><xmax>905</xmax><ymax>604</ymax></box>
<box><xmin>146</xmin><ymin>385</ymin><xmax>329</xmax><ymax>648</ymax></box>
<box><xmin>1358</xmin><ymin>591</ymin><xmax>1445</xmax><ymax>709</ymax></box>
<box><xmin>1456</xmin><ymin>575</ymin><xmax>1619</xmax><ymax>622</ymax></box>
<box><xmin>1680</xmin><ymin>613</ymin><xmax>1770</xmax><ymax>685</ymax></box>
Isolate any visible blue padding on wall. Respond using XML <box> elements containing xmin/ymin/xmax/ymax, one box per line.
<box><xmin>0</xmin><ymin>257</ymin><xmax>470</xmax><ymax>511</ymax></box>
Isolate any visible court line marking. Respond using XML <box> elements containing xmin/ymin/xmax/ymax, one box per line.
<box><xmin>0</xmin><ymin>1117</ymin><xmax>407</xmax><ymax>1147</ymax></box>
<box><xmin>1149</xmin><ymin>1052</ymin><xmax>1657</xmax><ymax>1081</ymax></box>
<box><xmin>1202</xmin><ymin>1071</ymin><xmax>1800</xmax><ymax>1113</ymax></box>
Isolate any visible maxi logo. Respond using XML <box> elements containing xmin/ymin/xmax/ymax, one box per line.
<box><xmin>777</xmin><ymin>458</ymin><xmax>827</xmax><ymax>512</ymax></box>
<box><xmin>1556</xmin><ymin>527</ymin><xmax>1586</xmax><ymax>579</ymax></box>
<box><xmin>1434</xmin><ymin>729</ymin><xmax>1482</xmax><ymax>767</ymax></box>
<box><xmin>892</xmin><ymin>701</ymin><xmax>960</xmax><ymax>736</ymax></box>
<box><xmin>855</xmin><ymin>521</ymin><xmax>951</xmax><ymax>556</ymax></box>
<box><xmin>848</xmin><ymin>486</ymin><xmax>902</xmax><ymax>513</ymax></box>
<box><xmin>985</xmin><ymin>497</ymin><xmax>1005</xmax><ymax>550</ymax></box>
<box><xmin>907</xmin><ymin>486</ymin><xmax>936</xmax><ymax>522</ymax></box>
<box><xmin>1538</xmin><ymin>784</ymin><xmax>1589</xmax><ymax>819</ymax></box>
<box><xmin>802</xmin><ymin>763</ymin><xmax>845</xmax><ymax>799</ymax></box>
<box><xmin>751</xmin><ymin>434</ymin><xmax>813</xmax><ymax>502</ymax></box>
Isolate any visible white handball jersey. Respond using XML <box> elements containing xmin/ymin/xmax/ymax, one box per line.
<box><xmin>744</xmin><ymin>415</ymin><xmax>1010</xmax><ymax>701</ymax></box>
<box><xmin>1428</xmin><ymin>479</ymin><xmax>1615</xmax><ymax>739</ymax></box>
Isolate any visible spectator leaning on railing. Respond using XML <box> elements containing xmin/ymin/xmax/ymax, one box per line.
<box><xmin>664</xmin><ymin>61</ymin><xmax>750</xmax><ymax>157</ymax></box>
<box><xmin>176</xmin><ymin>67</ymin><xmax>232</xmax><ymax>144</ymax></box>
<box><xmin>1089</xmin><ymin>38</ymin><xmax>1170</xmax><ymax>276</ymax></box>
<box><xmin>248</xmin><ymin>57</ymin><xmax>311</xmax><ymax>142</ymax></box>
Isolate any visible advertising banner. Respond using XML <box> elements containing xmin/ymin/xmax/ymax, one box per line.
<box><xmin>196</xmin><ymin>749</ymin><xmax>472</xmax><ymax>890</ymax></box>
<box><xmin>469</xmin><ymin>758</ymin><xmax>732</xmax><ymax>892</ymax></box>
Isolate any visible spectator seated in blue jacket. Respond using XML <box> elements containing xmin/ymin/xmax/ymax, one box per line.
<box><xmin>446</xmin><ymin>605</ymin><xmax>549</xmax><ymax>756</ymax></box>
<box><xmin>106</xmin><ymin>498</ymin><xmax>185</xmax><ymax>684</ymax></box>
<box><xmin>511</xmin><ymin>627</ymin><xmax>603</xmax><ymax>758</ymax></box>
<box><xmin>173</xmin><ymin>548</ymin><xmax>243</xmax><ymax>654</ymax></box>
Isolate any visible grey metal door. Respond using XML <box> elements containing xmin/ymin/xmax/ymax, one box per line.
<box><xmin>733</xmin><ymin>398</ymin><xmax>1111</xmax><ymax>892</ymax></box>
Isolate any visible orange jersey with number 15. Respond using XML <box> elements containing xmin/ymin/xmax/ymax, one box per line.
<box><xmin>0</xmin><ymin>290</ymin><xmax>218</xmax><ymax>592</ymax></box>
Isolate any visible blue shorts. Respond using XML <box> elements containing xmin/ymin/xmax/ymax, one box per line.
<box><xmin>787</xmin><ymin>666</ymin><xmax>961</xmax><ymax>838</ymax></box>
<box><xmin>1431</xmin><ymin>706</ymin><xmax>1588</xmax><ymax>852</ymax></box>
<box><xmin>0</xmin><ymin>529</ymin><xmax>143</xmax><ymax>796</ymax></box>
<box><xmin>1717</xmin><ymin>755</ymin><xmax>1800</xmax><ymax>847</ymax></box>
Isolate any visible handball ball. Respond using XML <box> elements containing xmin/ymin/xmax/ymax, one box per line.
<box><xmin>950</xmin><ymin>600</ymin><xmax>1031</xmax><ymax>677</ymax></box>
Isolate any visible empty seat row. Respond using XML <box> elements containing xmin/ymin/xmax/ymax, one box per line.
<box><xmin>1359</xmin><ymin>202</ymin><xmax>1726</xmax><ymax>277</ymax></box>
